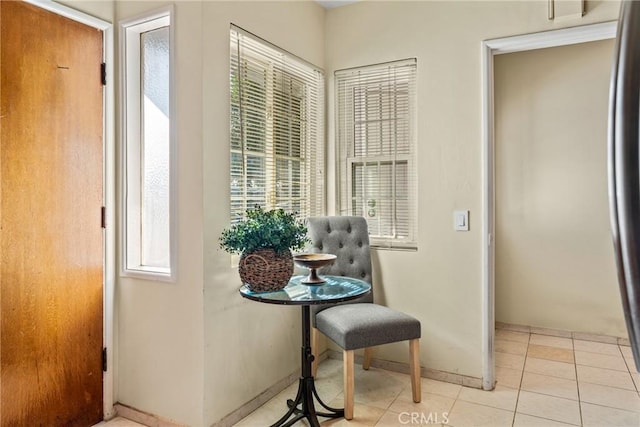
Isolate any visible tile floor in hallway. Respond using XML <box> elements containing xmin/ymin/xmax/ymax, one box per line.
<box><xmin>98</xmin><ymin>328</ymin><xmax>640</xmax><ymax>426</ymax></box>
<box><xmin>94</xmin><ymin>417</ymin><xmax>145</xmax><ymax>427</ymax></box>
<box><xmin>234</xmin><ymin>329</ymin><xmax>640</xmax><ymax>426</ymax></box>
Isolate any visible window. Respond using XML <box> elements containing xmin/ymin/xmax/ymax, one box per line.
<box><xmin>229</xmin><ymin>25</ymin><xmax>324</xmax><ymax>224</ymax></box>
<box><xmin>336</xmin><ymin>59</ymin><xmax>417</xmax><ymax>249</ymax></box>
<box><xmin>121</xmin><ymin>6</ymin><xmax>175</xmax><ymax>280</ymax></box>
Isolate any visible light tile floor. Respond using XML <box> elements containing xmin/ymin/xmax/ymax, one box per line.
<box><xmin>94</xmin><ymin>417</ymin><xmax>145</xmax><ymax>427</ymax></box>
<box><xmin>98</xmin><ymin>329</ymin><xmax>640</xmax><ymax>426</ymax></box>
<box><xmin>235</xmin><ymin>329</ymin><xmax>640</xmax><ymax>426</ymax></box>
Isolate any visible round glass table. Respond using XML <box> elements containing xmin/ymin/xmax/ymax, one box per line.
<box><xmin>239</xmin><ymin>275</ymin><xmax>371</xmax><ymax>427</ymax></box>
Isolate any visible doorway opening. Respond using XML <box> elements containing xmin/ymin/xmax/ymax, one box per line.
<box><xmin>481</xmin><ymin>21</ymin><xmax>617</xmax><ymax>390</ymax></box>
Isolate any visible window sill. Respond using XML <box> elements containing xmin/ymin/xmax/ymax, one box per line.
<box><xmin>121</xmin><ymin>267</ymin><xmax>175</xmax><ymax>283</ymax></box>
<box><xmin>370</xmin><ymin>242</ymin><xmax>418</xmax><ymax>252</ymax></box>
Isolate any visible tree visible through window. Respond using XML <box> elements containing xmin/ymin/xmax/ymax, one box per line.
<box><xmin>229</xmin><ymin>26</ymin><xmax>324</xmax><ymax>224</ymax></box>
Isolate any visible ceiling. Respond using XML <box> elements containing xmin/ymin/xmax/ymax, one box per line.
<box><xmin>314</xmin><ymin>0</ymin><xmax>360</xmax><ymax>9</ymax></box>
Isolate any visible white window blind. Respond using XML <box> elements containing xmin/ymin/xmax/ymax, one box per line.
<box><xmin>336</xmin><ymin>59</ymin><xmax>417</xmax><ymax>249</ymax></box>
<box><xmin>229</xmin><ymin>26</ymin><xmax>325</xmax><ymax>224</ymax></box>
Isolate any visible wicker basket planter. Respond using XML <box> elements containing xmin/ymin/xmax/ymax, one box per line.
<box><xmin>239</xmin><ymin>249</ymin><xmax>293</xmax><ymax>292</ymax></box>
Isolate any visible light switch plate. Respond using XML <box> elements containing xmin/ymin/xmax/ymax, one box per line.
<box><xmin>454</xmin><ymin>210</ymin><xmax>469</xmax><ymax>231</ymax></box>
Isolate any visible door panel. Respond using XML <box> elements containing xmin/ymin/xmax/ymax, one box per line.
<box><xmin>0</xmin><ymin>2</ymin><xmax>104</xmax><ymax>425</ymax></box>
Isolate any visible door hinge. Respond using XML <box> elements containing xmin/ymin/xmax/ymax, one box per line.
<box><xmin>100</xmin><ymin>63</ymin><xmax>106</xmax><ymax>86</ymax></box>
<box><xmin>101</xmin><ymin>206</ymin><xmax>106</xmax><ymax>229</ymax></box>
<box><xmin>102</xmin><ymin>347</ymin><xmax>107</xmax><ymax>372</ymax></box>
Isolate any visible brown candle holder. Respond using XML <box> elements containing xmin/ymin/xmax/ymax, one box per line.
<box><xmin>293</xmin><ymin>253</ymin><xmax>337</xmax><ymax>285</ymax></box>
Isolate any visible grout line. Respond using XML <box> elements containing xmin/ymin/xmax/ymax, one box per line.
<box><xmin>573</xmin><ymin>361</ymin><xmax>630</xmax><ymax>374</ymax></box>
<box><xmin>451</xmin><ymin>380</ymin><xmax>462</xmax><ymax>400</ymax></box>
<box><xmin>573</xmin><ymin>335</ymin><xmax>584</xmax><ymax>427</ymax></box>
<box><xmin>574</xmin><ymin>348</ymin><xmax>628</xmax><ymax>357</ymax></box>
<box><xmin>517</xmin><ymin>388</ymin><xmax>579</xmax><ymax>403</ymax></box>
<box><xmin>512</xmin><ymin>412</ymin><xmax>581</xmax><ymax>427</ymax></box>
<box><xmin>579</xmin><ymin>379</ymin><xmax>637</xmax><ymax>392</ymax></box>
<box><xmin>511</xmin><ymin>330</ymin><xmax>530</xmax><ymax>427</ymax></box>
<box><xmin>497</xmin><ymin>322</ymin><xmax>626</xmax><ymax>345</ymax></box>
<box><xmin>579</xmin><ymin>400</ymin><xmax>640</xmax><ymax>413</ymax></box>
<box><xmin>237</xmin><ymin>349</ymin><xmax>640</xmax><ymax>427</ymax></box>
<box><xmin>618</xmin><ymin>344</ymin><xmax>640</xmax><ymax>394</ymax></box>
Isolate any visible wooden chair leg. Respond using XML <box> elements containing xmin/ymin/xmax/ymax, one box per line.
<box><xmin>312</xmin><ymin>327</ymin><xmax>320</xmax><ymax>377</ymax></box>
<box><xmin>409</xmin><ymin>338</ymin><xmax>421</xmax><ymax>403</ymax></box>
<box><xmin>343</xmin><ymin>349</ymin><xmax>355</xmax><ymax>420</ymax></box>
<box><xmin>362</xmin><ymin>347</ymin><xmax>372</xmax><ymax>370</ymax></box>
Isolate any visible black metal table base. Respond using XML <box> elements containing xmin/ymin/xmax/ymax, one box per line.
<box><xmin>270</xmin><ymin>377</ymin><xmax>343</xmax><ymax>427</ymax></box>
<box><xmin>270</xmin><ymin>306</ymin><xmax>344</xmax><ymax>427</ymax></box>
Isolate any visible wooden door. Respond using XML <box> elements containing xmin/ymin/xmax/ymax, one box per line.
<box><xmin>0</xmin><ymin>2</ymin><xmax>104</xmax><ymax>425</ymax></box>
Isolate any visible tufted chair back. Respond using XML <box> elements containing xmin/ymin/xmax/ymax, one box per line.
<box><xmin>307</xmin><ymin>216</ymin><xmax>373</xmax><ymax>304</ymax></box>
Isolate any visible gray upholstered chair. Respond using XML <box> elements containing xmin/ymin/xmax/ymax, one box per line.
<box><xmin>308</xmin><ymin>216</ymin><xmax>421</xmax><ymax>420</ymax></box>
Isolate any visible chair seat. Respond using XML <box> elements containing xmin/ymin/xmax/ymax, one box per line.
<box><xmin>315</xmin><ymin>303</ymin><xmax>421</xmax><ymax>351</ymax></box>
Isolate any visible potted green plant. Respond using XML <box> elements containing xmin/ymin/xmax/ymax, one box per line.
<box><xmin>220</xmin><ymin>206</ymin><xmax>308</xmax><ymax>292</ymax></box>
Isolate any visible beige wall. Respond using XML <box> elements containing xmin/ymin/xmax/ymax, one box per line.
<box><xmin>324</xmin><ymin>0</ymin><xmax>620</xmax><ymax>378</ymax></box>
<box><xmin>201</xmin><ymin>1</ymin><xmax>325</xmax><ymax>425</ymax></box>
<box><xmin>96</xmin><ymin>0</ymin><xmax>325</xmax><ymax>425</ymax></box>
<box><xmin>52</xmin><ymin>0</ymin><xmax>625</xmax><ymax>425</ymax></box>
<box><xmin>494</xmin><ymin>39</ymin><xmax>626</xmax><ymax>337</ymax></box>
<box><xmin>114</xmin><ymin>1</ymin><xmax>205</xmax><ymax>425</ymax></box>
<box><xmin>57</xmin><ymin>0</ymin><xmax>114</xmax><ymax>21</ymax></box>
<box><xmin>56</xmin><ymin>1</ymin><xmax>324</xmax><ymax>425</ymax></box>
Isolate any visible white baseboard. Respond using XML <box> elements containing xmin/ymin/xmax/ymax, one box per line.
<box><xmin>496</xmin><ymin>321</ymin><xmax>631</xmax><ymax>346</ymax></box>
<box><xmin>114</xmin><ymin>324</ymin><xmax>631</xmax><ymax>427</ymax></box>
<box><xmin>211</xmin><ymin>368</ymin><xmax>300</xmax><ymax>427</ymax></box>
<box><xmin>116</xmin><ymin>348</ymin><xmax>486</xmax><ymax>427</ymax></box>
<box><xmin>210</xmin><ymin>352</ymin><xmax>332</xmax><ymax>427</ymax></box>
<box><xmin>325</xmin><ymin>349</ymin><xmax>484</xmax><ymax>389</ymax></box>
<box><xmin>114</xmin><ymin>403</ymin><xmax>186</xmax><ymax>427</ymax></box>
